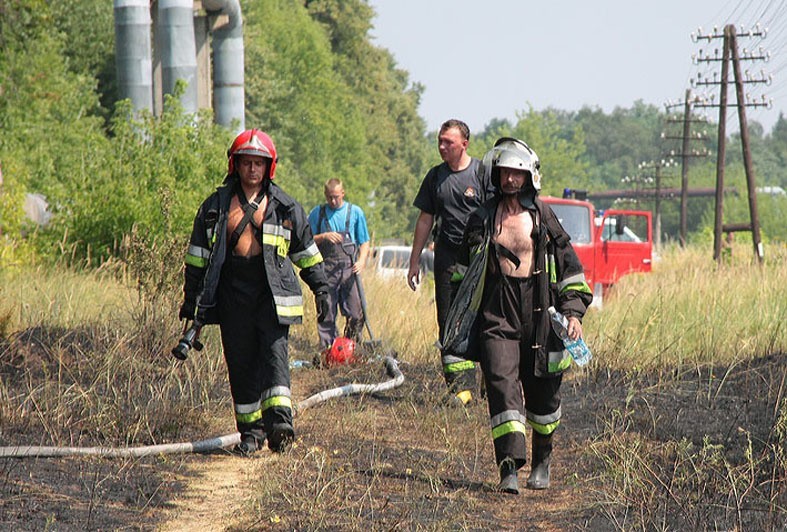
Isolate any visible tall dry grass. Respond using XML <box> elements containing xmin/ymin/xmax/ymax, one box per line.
<box><xmin>2</xmin><ymin>242</ymin><xmax>786</xmax><ymax>529</ymax></box>
<box><xmin>0</xmin><ymin>253</ymin><xmax>232</xmax><ymax>448</ymax></box>
<box><xmin>0</xmin><ymin>263</ymin><xmax>132</xmax><ymax>331</ymax></box>
<box><xmin>586</xmin><ymin>243</ymin><xmax>787</xmax><ymax>372</ymax></box>
<box><xmin>3</xmin><ymin>242</ymin><xmax>785</xmax><ymax>447</ymax></box>
<box><xmin>579</xmin><ymin>243</ymin><xmax>787</xmax><ymax>531</ymax></box>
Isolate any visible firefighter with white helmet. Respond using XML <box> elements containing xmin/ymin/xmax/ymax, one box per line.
<box><xmin>444</xmin><ymin>137</ymin><xmax>592</xmax><ymax>493</ymax></box>
<box><xmin>178</xmin><ymin>129</ymin><xmax>330</xmax><ymax>455</ymax></box>
<box><xmin>484</xmin><ymin>136</ymin><xmax>542</xmax><ymax>203</ymax></box>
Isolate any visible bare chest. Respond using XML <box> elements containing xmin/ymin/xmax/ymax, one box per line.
<box><xmin>227</xmin><ymin>195</ymin><xmax>267</xmax><ymax>256</ymax></box>
<box><xmin>493</xmin><ymin>209</ymin><xmax>536</xmax><ymax>277</ymax></box>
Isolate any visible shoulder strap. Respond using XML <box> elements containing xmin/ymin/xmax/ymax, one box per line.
<box><xmin>229</xmin><ymin>188</ymin><xmax>265</xmax><ymax>251</ymax></box>
<box><xmin>317</xmin><ymin>203</ymin><xmax>353</xmax><ymax>235</ymax></box>
<box><xmin>343</xmin><ymin>202</ymin><xmax>352</xmax><ymax>234</ymax></box>
<box><xmin>318</xmin><ymin>204</ymin><xmax>328</xmax><ymax>233</ymax></box>
<box><xmin>536</xmin><ymin>198</ymin><xmax>570</xmax><ymax>246</ymax></box>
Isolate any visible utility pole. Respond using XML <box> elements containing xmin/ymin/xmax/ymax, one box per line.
<box><xmin>691</xmin><ymin>24</ymin><xmax>770</xmax><ymax>263</ymax></box>
<box><xmin>663</xmin><ymin>89</ymin><xmax>710</xmax><ymax>247</ymax></box>
<box><xmin>632</xmin><ymin>160</ymin><xmax>676</xmax><ymax>249</ymax></box>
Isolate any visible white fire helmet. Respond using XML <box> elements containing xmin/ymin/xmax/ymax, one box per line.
<box><xmin>484</xmin><ymin>137</ymin><xmax>541</xmax><ymax>191</ymax></box>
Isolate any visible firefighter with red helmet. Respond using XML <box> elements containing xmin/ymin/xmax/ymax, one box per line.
<box><xmin>179</xmin><ymin>129</ymin><xmax>330</xmax><ymax>455</ymax></box>
<box><xmin>446</xmin><ymin>137</ymin><xmax>592</xmax><ymax>493</ymax></box>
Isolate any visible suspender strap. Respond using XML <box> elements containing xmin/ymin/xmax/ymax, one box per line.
<box><xmin>318</xmin><ymin>204</ymin><xmax>328</xmax><ymax>233</ymax></box>
<box><xmin>229</xmin><ymin>188</ymin><xmax>265</xmax><ymax>251</ymax></box>
<box><xmin>494</xmin><ymin>242</ymin><xmax>521</xmax><ymax>270</ymax></box>
<box><xmin>317</xmin><ymin>203</ymin><xmax>353</xmax><ymax>236</ymax></box>
<box><xmin>343</xmin><ymin>202</ymin><xmax>352</xmax><ymax>234</ymax></box>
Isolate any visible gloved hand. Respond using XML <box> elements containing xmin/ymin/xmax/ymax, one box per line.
<box><xmin>179</xmin><ymin>301</ymin><xmax>195</xmax><ymax>321</ymax></box>
<box><xmin>315</xmin><ymin>291</ymin><xmax>330</xmax><ymax>323</ymax></box>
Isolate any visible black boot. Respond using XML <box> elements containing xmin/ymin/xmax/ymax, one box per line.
<box><xmin>527</xmin><ymin>432</ymin><xmax>553</xmax><ymax>490</ymax></box>
<box><xmin>268</xmin><ymin>423</ymin><xmax>295</xmax><ymax>453</ymax></box>
<box><xmin>343</xmin><ymin>318</ymin><xmax>364</xmax><ymax>344</ymax></box>
<box><xmin>497</xmin><ymin>457</ymin><xmax>519</xmax><ymax>494</ymax></box>
<box><xmin>234</xmin><ymin>434</ymin><xmax>262</xmax><ymax>457</ymax></box>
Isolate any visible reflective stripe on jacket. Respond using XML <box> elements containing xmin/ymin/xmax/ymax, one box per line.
<box><xmin>182</xmin><ymin>179</ymin><xmax>328</xmax><ymax>325</ymax></box>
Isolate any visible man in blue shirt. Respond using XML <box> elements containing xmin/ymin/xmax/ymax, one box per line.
<box><xmin>308</xmin><ymin>178</ymin><xmax>371</xmax><ymax>348</ymax></box>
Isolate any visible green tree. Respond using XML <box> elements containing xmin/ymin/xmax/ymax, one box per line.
<box><xmin>0</xmin><ymin>1</ymin><xmax>108</xmax><ymax>232</ymax></box>
<box><xmin>766</xmin><ymin>113</ymin><xmax>787</xmax><ymax>186</ymax></box>
<box><xmin>569</xmin><ymin>101</ymin><xmax>665</xmax><ymax>190</ymax></box>
<box><xmin>57</xmin><ymin>97</ymin><xmax>231</xmax><ymax>262</ymax></box>
<box><xmin>306</xmin><ymin>0</ymin><xmax>431</xmax><ymax>240</ymax></box>
<box><xmin>243</xmin><ymin>0</ymin><xmax>370</xmax><ymax>210</ymax></box>
<box><xmin>49</xmin><ymin>0</ymin><xmax>117</xmax><ymax>122</ymax></box>
<box><xmin>244</xmin><ymin>0</ymin><xmax>430</xmax><ymax>241</ymax></box>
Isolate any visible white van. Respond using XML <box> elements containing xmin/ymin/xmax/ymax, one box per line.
<box><xmin>372</xmin><ymin>245</ymin><xmax>412</xmax><ymax>280</ymax></box>
<box><xmin>371</xmin><ymin>245</ymin><xmax>434</xmax><ymax>280</ymax></box>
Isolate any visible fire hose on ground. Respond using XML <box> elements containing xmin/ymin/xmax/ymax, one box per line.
<box><xmin>0</xmin><ymin>356</ymin><xmax>403</xmax><ymax>458</ymax></box>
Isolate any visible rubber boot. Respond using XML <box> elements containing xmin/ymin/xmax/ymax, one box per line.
<box><xmin>497</xmin><ymin>457</ymin><xmax>519</xmax><ymax>494</ymax></box>
<box><xmin>268</xmin><ymin>423</ymin><xmax>295</xmax><ymax>453</ymax></box>
<box><xmin>526</xmin><ymin>432</ymin><xmax>553</xmax><ymax>490</ymax></box>
<box><xmin>234</xmin><ymin>434</ymin><xmax>261</xmax><ymax>457</ymax></box>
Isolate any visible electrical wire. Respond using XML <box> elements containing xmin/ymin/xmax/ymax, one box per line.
<box><xmin>687</xmin><ymin>0</ymin><xmax>786</xmax><ymax>131</ymax></box>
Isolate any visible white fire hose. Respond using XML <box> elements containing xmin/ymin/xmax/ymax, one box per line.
<box><xmin>0</xmin><ymin>356</ymin><xmax>403</xmax><ymax>458</ymax></box>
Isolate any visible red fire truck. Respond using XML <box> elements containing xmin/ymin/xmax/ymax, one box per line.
<box><xmin>542</xmin><ymin>194</ymin><xmax>653</xmax><ymax>305</ymax></box>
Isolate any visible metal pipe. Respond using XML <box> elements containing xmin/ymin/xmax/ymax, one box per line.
<box><xmin>158</xmin><ymin>0</ymin><xmax>198</xmax><ymax>114</ymax></box>
<box><xmin>113</xmin><ymin>0</ymin><xmax>153</xmax><ymax>114</ymax></box>
<box><xmin>202</xmin><ymin>0</ymin><xmax>245</xmax><ymax>132</ymax></box>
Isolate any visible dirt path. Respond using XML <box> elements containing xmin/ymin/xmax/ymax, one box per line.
<box><xmin>159</xmin><ymin>454</ymin><xmax>249</xmax><ymax>532</ymax></box>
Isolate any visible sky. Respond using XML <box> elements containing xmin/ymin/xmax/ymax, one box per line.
<box><xmin>366</xmin><ymin>0</ymin><xmax>787</xmax><ymax>135</ymax></box>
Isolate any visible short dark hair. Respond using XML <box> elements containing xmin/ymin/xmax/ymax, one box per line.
<box><xmin>440</xmin><ymin>119</ymin><xmax>470</xmax><ymax>141</ymax></box>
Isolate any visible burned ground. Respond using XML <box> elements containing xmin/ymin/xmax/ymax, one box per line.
<box><xmin>1</xmin><ymin>326</ymin><xmax>785</xmax><ymax>530</ymax></box>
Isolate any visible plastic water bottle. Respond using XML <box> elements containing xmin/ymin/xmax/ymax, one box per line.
<box><xmin>547</xmin><ymin>306</ymin><xmax>592</xmax><ymax>367</ymax></box>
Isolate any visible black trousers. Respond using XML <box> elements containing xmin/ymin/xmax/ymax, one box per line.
<box><xmin>218</xmin><ymin>255</ymin><xmax>292</xmax><ymax>442</ymax></box>
<box><xmin>434</xmin><ymin>241</ymin><xmax>477</xmax><ymax>394</ymax></box>
<box><xmin>479</xmin><ymin>275</ymin><xmax>562</xmax><ymax>467</ymax></box>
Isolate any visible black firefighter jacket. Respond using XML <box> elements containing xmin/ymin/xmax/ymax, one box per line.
<box><xmin>182</xmin><ymin>178</ymin><xmax>328</xmax><ymax>326</ymax></box>
<box><xmin>443</xmin><ymin>196</ymin><xmax>593</xmax><ymax>378</ymax></box>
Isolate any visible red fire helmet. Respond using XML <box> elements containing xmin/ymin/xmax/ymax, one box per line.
<box><xmin>227</xmin><ymin>129</ymin><xmax>278</xmax><ymax>178</ymax></box>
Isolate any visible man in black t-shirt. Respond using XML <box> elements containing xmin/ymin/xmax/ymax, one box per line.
<box><xmin>407</xmin><ymin>119</ymin><xmax>495</xmax><ymax>405</ymax></box>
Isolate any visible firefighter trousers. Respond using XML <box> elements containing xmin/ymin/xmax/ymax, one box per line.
<box><xmin>435</xmin><ymin>242</ymin><xmax>477</xmax><ymax>395</ymax></box>
<box><xmin>218</xmin><ymin>255</ymin><xmax>293</xmax><ymax>445</ymax></box>
<box><xmin>479</xmin><ymin>275</ymin><xmax>562</xmax><ymax>467</ymax></box>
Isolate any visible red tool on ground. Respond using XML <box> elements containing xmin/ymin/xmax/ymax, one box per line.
<box><xmin>323</xmin><ymin>336</ymin><xmax>357</xmax><ymax>366</ymax></box>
